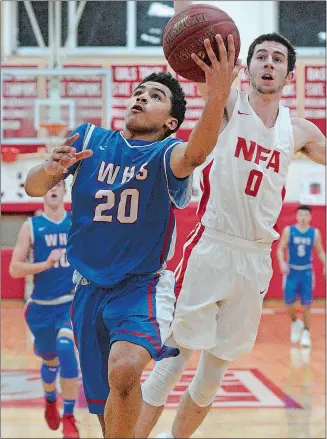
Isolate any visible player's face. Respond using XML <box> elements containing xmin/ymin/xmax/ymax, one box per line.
<box><xmin>247</xmin><ymin>41</ymin><xmax>293</xmax><ymax>94</ymax></box>
<box><xmin>125</xmin><ymin>82</ymin><xmax>178</xmax><ymax>137</ymax></box>
<box><xmin>43</xmin><ymin>182</ymin><xmax>66</xmax><ymax>208</ymax></box>
<box><xmin>296</xmin><ymin>209</ymin><xmax>312</xmax><ymax>227</ymax></box>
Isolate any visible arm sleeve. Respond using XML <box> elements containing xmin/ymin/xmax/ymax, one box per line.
<box><xmin>65</xmin><ymin>123</ymin><xmax>92</xmax><ymax>177</ymax></box>
<box><xmin>163</xmin><ymin>142</ymin><xmax>193</xmax><ymax>209</ymax></box>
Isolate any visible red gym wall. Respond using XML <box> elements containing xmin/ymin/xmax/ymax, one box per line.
<box><xmin>1</xmin><ymin>203</ymin><xmax>325</xmax><ymax>300</ymax></box>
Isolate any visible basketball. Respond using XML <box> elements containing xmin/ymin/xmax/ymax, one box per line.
<box><xmin>163</xmin><ymin>4</ymin><xmax>240</xmax><ymax>83</ymax></box>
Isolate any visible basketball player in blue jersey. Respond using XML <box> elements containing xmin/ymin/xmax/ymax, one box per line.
<box><xmin>277</xmin><ymin>205</ymin><xmax>325</xmax><ymax>347</ymax></box>
<box><xmin>9</xmin><ymin>181</ymin><xmax>80</xmax><ymax>439</ymax></box>
<box><xmin>24</xmin><ymin>38</ymin><xmax>239</xmax><ymax>438</ymax></box>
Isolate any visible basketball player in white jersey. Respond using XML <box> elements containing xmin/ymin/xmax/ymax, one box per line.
<box><xmin>135</xmin><ymin>2</ymin><xmax>326</xmax><ymax>438</ymax></box>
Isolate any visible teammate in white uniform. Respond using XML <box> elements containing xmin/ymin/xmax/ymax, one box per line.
<box><xmin>135</xmin><ymin>2</ymin><xmax>326</xmax><ymax>438</ymax></box>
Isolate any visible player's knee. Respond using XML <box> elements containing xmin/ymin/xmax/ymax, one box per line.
<box><xmin>188</xmin><ymin>351</ymin><xmax>230</xmax><ymax>408</ymax></box>
<box><xmin>142</xmin><ymin>347</ymin><xmax>191</xmax><ymax>407</ymax></box>
<box><xmin>56</xmin><ymin>336</ymin><xmax>78</xmax><ymax>379</ymax></box>
<box><xmin>41</xmin><ymin>362</ymin><xmax>59</xmax><ymax>384</ymax></box>
<box><xmin>108</xmin><ymin>356</ymin><xmax>141</xmax><ymax>398</ymax></box>
<box><xmin>43</xmin><ymin>357</ymin><xmax>59</xmax><ymax>367</ymax></box>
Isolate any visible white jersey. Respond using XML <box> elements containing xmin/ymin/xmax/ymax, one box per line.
<box><xmin>199</xmin><ymin>90</ymin><xmax>294</xmax><ymax>243</ymax></box>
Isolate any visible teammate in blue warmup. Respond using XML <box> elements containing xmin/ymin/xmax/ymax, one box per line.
<box><xmin>25</xmin><ymin>40</ymin><xmax>239</xmax><ymax>438</ymax></box>
<box><xmin>277</xmin><ymin>205</ymin><xmax>325</xmax><ymax>347</ymax></box>
<box><xmin>10</xmin><ymin>181</ymin><xmax>80</xmax><ymax>438</ymax></box>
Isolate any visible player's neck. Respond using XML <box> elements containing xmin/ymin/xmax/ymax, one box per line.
<box><xmin>43</xmin><ymin>205</ymin><xmax>66</xmax><ymax>222</ymax></box>
<box><xmin>122</xmin><ymin>128</ymin><xmax>164</xmax><ymax>142</ymax></box>
<box><xmin>248</xmin><ymin>89</ymin><xmax>281</xmax><ymax>129</ymax></box>
<box><xmin>296</xmin><ymin>223</ymin><xmax>310</xmax><ymax>232</ymax></box>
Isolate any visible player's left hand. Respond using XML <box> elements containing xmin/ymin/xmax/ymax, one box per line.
<box><xmin>44</xmin><ymin>133</ymin><xmax>93</xmax><ymax>176</ymax></box>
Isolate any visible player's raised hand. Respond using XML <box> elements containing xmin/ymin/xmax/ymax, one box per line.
<box><xmin>191</xmin><ymin>34</ymin><xmax>240</xmax><ymax>102</ymax></box>
<box><xmin>43</xmin><ymin>133</ymin><xmax>93</xmax><ymax>176</ymax></box>
<box><xmin>46</xmin><ymin>248</ymin><xmax>62</xmax><ymax>267</ymax></box>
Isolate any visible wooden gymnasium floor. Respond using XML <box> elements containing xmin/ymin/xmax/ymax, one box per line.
<box><xmin>1</xmin><ymin>299</ymin><xmax>325</xmax><ymax>438</ymax></box>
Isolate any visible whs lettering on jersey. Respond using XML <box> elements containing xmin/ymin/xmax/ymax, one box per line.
<box><xmin>293</xmin><ymin>236</ymin><xmax>312</xmax><ymax>245</ymax></box>
<box><xmin>44</xmin><ymin>233</ymin><xmax>68</xmax><ymax>247</ymax></box>
<box><xmin>97</xmin><ymin>161</ymin><xmax>148</xmax><ymax>185</ymax></box>
<box><xmin>234</xmin><ymin>137</ymin><xmax>280</xmax><ymax>173</ymax></box>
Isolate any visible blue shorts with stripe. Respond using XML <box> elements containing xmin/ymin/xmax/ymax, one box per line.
<box><xmin>24</xmin><ymin>301</ymin><xmax>73</xmax><ymax>359</ymax></box>
<box><xmin>284</xmin><ymin>268</ymin><xmax>313</xmax><ymax>306</ymax></box>
<box><xmin>70</xmin><ymin>270</ymin><xmax>178</xmax><ymax>414</ymax></box>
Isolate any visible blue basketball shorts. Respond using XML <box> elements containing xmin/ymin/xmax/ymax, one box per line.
<box><xmin>284</xmin><ymin>268</ymin><xmax>314</xmax><ymax>306</ymax></box>
<box><xmin>24</xmin><ymin>300</ymin><xmax>73</xmax><ymax>359</ymax></box>
<box><xmin>70</xmin><ymin>270</ymin><xmax>178</xmax><ymax>414</ymax></box>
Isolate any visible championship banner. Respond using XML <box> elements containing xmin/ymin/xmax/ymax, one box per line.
<box><xmin>2</xmin><ymin>65</ymin><xmax>39</xmax><ymax>139</ymax></box>
<box><xmin>111</xmin><ymin>65</ymin><xmax>168</xmax><ymax>131</ymax></box>
<box><xmin>304</xmin><ymin>65</ymin><xmax>326</xmax><ymax>135</ymax></box>
<box><xmin>175</xmin><ymin>74</ymin><xmax>205</xmax><ymax>142</ymax></box>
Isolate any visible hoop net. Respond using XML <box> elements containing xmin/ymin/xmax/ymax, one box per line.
<box><xmin>39</xmin><ymin>122</ymin><xmax>68</xmax><ymax>152</ymax></box>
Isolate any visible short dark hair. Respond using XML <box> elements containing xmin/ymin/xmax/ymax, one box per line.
<box><xmin>297</xmin><ymin>205</ymin><xmax>311</xmax><ymax>213</ymax></box>
<box><xmin>139</xmin><ymin>72</ymin><xmax>186</xmax><ymax>137</ymax></box>
<box><xmin>247</xmin><ymin>32</ymin><xmax>296</xmax><ymax>73</ymax></box>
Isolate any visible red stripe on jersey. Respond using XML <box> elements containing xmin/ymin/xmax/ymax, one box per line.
<box><xmin>147</xmin><ymin>273</ymin><xmax>161</xmax><ymax>349</ymax></box>
<box><xmin>175</xmin><ymin>223</ymin><xmax>205</xmax><ymax>300</ymax></box>
<box><xmin>197</xmin><ymin>160</ymin><xmax>213</xmax><ymax>221</ymax></box>
<box><xmin>273</xmin><ymin>185</ymin><xmax>286</xmax><ymax>235</ymax></box>
<box><xmin>160</xmin><ymin>206</ymin><xmax>174</xmax><ymax>264</ymax></box>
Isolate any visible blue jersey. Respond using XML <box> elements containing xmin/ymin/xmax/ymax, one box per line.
<box><xmin>29</xmin><ymin>213</ymin><xmax>74</xmax><ymax>300</ymax></box>
<box><xmin>67</xmin><ymin>124</ymin><xmax>192</xmax><ymax>287</ymax></box>
<box><xmin>288</xmin><ymin>225</ymin><xmax>316</xmax><ymax>268</ymax></box>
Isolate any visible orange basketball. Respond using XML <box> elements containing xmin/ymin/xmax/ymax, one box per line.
<box><xmin>163</xmin><ymin>4</ymin><xmax>240</xmax><ymax>82</ymax></box>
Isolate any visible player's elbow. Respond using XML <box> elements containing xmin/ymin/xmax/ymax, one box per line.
<box><xmin>183</xmin><ymin>151</ymin><xmax>207</xmax><ymax>168</ymax></box>
<box><xmin>9</xmin><ymin>263</ymin><xmax>21</xmax><ymax>278</ymax></box>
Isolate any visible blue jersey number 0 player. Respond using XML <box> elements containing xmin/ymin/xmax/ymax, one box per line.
<box><xmin>25</xmin><ymin>36</ymin><xmax>239</xmax><ymax>438</ymax></box>
<box><xmin>277</xmin><ymin>205</ymin><xmax>325</xmax><ymax>347</ymax></box>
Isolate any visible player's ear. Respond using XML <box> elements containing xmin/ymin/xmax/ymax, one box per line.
<box><xmin>165</xmin><ymin>117</ymin><xmax>178</xmax><ymax>133</ymax></box>
<box><xmin>285</xmin><ymin>71</ymin><xmax>294</xmax><ymax>85</ymax></box>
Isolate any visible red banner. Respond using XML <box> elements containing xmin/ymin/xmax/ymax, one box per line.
<box><xmin>2</xmin><ymin>65</ymin><xmax>38</xmax><ymax>139</ymax></box>
<box><xmin>304</xmin><ymin>65</ymin><xmax>326</xmax><ymax>135</ymax></box>
<box><xmin>111</xmin><ymin>65</ymin><xmax>168</xmax><ymax>131</ymax></box>
<box><xmin>175</xmin><ymin>74</ymin><xmax>205</xmax><ymax>141</ymax></box>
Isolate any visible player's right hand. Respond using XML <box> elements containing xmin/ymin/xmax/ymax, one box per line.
<box><xmin>46</xmin><ymin>248</ymin><xmax>62</xmax><ymax>267</ymax></box>
<box><xmin>43</xmin><ymin>133</ymin><xmax>93</xmax><ymax>176</ymax></box>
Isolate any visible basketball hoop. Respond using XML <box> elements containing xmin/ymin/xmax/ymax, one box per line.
<box><xmin>39</xmin><ymin>122</ymin><xmax>68</xmax><ymax>152</ymax></box>
<box><xmin>1</xmin><ymin>147</ymin><xmax>19</xmax><ymax>163</ymax></box>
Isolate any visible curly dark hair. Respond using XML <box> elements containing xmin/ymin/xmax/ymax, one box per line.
<box><xmin>247</xmin><ymin>33</ymin><xmax>296</xmax><ymax>73</ymax></box>
<box><xmin>139</xmin><ymin>72</ymin><xmax>186</xmax><ymax>138</ymax></box>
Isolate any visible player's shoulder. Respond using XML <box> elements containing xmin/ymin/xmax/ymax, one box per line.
<box><xmin>162</xmin><ymin>135</ymin><xmax>185</xmax><ymax>148</ymax></box>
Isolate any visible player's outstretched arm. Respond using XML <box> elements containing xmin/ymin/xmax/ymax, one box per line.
<box><xmin>24</xmin><ymin>133</ymin><xmax>93</xmax><ymax>197</ymax></box>
<box><xmin>293</xmin><ymin>118</ymin><xmax>326</xmax><ymax>165</ymax></box>
<box><xmin>277</xmin><ymin>226</ymin><xmax>290</xmax><ymax>275</ymax></box>
<box><xmin>9</xmin><ymin>221</ymin><xmax>62</xmax><ymax>278</ymax></box>
<box><xmin>170</xmin><ymin>34</ymin><xmax>240</xmax><ymax>178</ymax></box>
<box><xmin>314</xmin><ymin>229</ymin><xmax>326</xmax><ymax>275</ymax></box>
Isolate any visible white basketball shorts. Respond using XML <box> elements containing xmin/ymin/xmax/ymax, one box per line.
<box><xmin>171</xmin><ymin>224</ymin><xmax>273</xmax><ymax>361</ymax></box>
